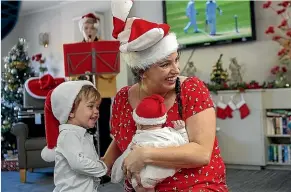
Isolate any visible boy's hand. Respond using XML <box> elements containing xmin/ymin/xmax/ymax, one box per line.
<box><xmin>172</xmin><ymin>120</ymin><xmax>185</xmax><ymax>130</ymax></box>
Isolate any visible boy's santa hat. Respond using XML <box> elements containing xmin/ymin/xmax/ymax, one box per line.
<box><xmin>133</xmin><ymin>94</ymin><xmax>167</xmax><ymax>125</ymax></box>
<box><xmin>111</xmin><ymin>0</ymin><xmax>179</xmax><ymax>70</ymax></box>
<box><xmin>41</xmin><ymin>80</ymin><xmax>95</xmax><ymax>162</ymax></box>
<box><xmin>79</xmin><ymin>13</ymin><xmax>100</xmax><ymax>33</ymax></box>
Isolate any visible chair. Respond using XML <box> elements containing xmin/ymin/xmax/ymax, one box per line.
<box><xmin>11</xmin><ymin>87</ymin><xmax>54</xmax><ymax>183</ymax></box>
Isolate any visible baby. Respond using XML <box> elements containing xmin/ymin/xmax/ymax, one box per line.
<box><xmin>42</xmin><ymin>81</ymin><xmax>108</xmax><ymax>192</ymax></box>
<box><xmin>110</xmin><ymin>94</ymin><xmax>189</xmax><ymax>191</ymax></box>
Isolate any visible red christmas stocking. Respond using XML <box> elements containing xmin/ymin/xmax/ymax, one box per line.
<box><xmin>216</xmin><ymin>101</ymin><xmax>227</xmax><ymax>119</ymax></box>
<box><xmin>224</xmin><ymin>99</ymin><xmax>237</xmax><ymax>118</ymax></box>
<box><xmin>236</xmin><ymin>94</ymin><xmax>250</xmax><ymax>119</ymax></box>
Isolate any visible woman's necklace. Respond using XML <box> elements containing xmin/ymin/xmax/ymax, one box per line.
<box><xmin>139</xmin><ymin>84</ymin><xmax>171</xmax><ymax>100</ymax></box>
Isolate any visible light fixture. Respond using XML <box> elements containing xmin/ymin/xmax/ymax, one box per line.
<box><xmin>39</xmin><ymin>32</ymin><xmax>49</xmax><ymax>48</ymax></box>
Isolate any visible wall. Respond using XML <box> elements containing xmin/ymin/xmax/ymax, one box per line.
<box><xmin>1</xmin><ymin>1</ymin><xmax>128</xmax><ymax>91</ymax></box>
<box><xmin>2</xmin><ymin>1</ymin><xmax>283</xmax><ymax>91</ymax></box>
<box><xmin>127</xmin><ymin>1</ymin><xmax>283</xmax><ymax>84</ymax></box>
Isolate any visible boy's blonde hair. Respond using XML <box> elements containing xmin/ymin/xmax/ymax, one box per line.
<box><xmin>71</xmin><ymin>85</ymin><xmax>101</xmax><ymax>112</ymax></box>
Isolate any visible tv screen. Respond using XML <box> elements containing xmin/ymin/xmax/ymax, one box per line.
<box><xmin>162</xmin><ymin>0</ymin><xmax>256</xmax><ymax>49</ymax></box>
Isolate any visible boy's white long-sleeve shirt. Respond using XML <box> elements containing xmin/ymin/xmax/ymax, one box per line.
<box><xmin>111</xmin><ymin>127</ymin><xmax>189</xmax><ymax>190</ymax></box>
<box><xmin>53</xmin><ymin>124</ymin><xmax>107</xmax><ymax>192</ymax></box>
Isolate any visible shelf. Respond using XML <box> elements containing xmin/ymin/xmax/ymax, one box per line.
<box><xmin>267</xmin><ymin>162</ymin><xmax>291</xmax><ymax>165</ymax></box>
<box><xmin>266</xmin><ymin>135</ymin><xmax>291</xmax><ymax>138</ymax></box>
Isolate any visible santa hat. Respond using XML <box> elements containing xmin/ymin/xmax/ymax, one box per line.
<box><xmin>133</xmin><ymin>94</ymin><xmax>167</xmax><ymax>125</ymax></box>
<box><xmin>25</xmin><ymin>74</ymin><xmax>65</xmax><ymax>99</ymax></box>
<box><xmin>41</xmin><ymin>80</ymin><xmax>95</xmax><ymax>162</ymax></box>
<box><xmin>79</xmin><ymin>13</ymin><xmax>100</xmax><ymax>33</ymax></box>
<box><xmin>111</xmin><ymin>0</ymin><xmax>179</xmax><ymax>70</ymax></box>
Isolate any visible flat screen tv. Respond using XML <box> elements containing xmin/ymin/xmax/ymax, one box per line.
<box><xmin>162</xmin><ymin>0</ymin><xmax>256</xmax><ymax>49</ymax></box>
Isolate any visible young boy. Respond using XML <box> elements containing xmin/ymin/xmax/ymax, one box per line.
<box><xmin>41</xmin><ymin>81</ymin><xmax>107</xmax><ymax>192</ymax></box>
<box><xmin>110</xmin><ymin>94</ymin><xmax>189</xmax><ymax>192</ymax></box>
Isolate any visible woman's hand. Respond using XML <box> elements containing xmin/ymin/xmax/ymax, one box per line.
<box><xmin>100</xmin><ymin>157</ymin><xmax>111</xmax><ymax>176</ymax></box>
<box><xmin>122</xmin><ymin>145</ymin><xmax>149</xmax><ymax>184</ymax></box>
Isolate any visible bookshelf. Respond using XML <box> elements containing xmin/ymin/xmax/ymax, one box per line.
<box><xmin>265</xmin><ymin>109</ymin><xmax>291</xmax><ymax>169</ymax></box>
<box><xmin>212</xmin><ymin>88</ymin><xmax>291</xmax><ymax>170</ymax></box>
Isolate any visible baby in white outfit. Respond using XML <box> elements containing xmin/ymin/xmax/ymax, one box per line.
<box><xmin>110</xmin><ymin>94</ymin><xmax>189</xmax><ymax>191</ymax></box>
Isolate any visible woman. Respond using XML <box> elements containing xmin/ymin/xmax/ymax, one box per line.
<box><xmin>72</xmin><ymin>12</ymin><xmax>100</xmax><ymax>82</ymax></box>
<box><xmin>103</xmin><ymin>1</ymin><xmax>228</xmax><ymax>191</ymax></box>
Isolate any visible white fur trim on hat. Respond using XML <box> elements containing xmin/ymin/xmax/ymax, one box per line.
<box><xmin>122</xmin><ymin>33</ymin><xmax>179</xmax><ymax>70</ymax></box>
<box><xmin>132</xmin><ymin>109</ymin><xmax>167</xmax><ymax>125</ymax></box>
<box><xmin>78</xmin><ymin>15</ymin><xmax>99</xmax><ymax>33</ymax></box>
<box><xmin>111</xmin><ymin>0</ymin><xmax>133</xmax><ymax>23</ymax></box>
<box><xmin>51</xmin><ymin>80</ymin><xmax>94</xmax><ymax>124</ymax></box>
<box><xmin>41</xmin><ymin>146</ymin><xmax>56</xmax><ymax>162</ymax></box>
<box><xmin>120</xmin><ymin>23</ymin><xmax>165</xmax><ymax>53</ymax></box>
<box><xmin>24</xmin><ymin>77</ymin><xmax>47</xmax><ymax>99</ymax></box>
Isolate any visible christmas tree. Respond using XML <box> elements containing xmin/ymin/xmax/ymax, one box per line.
<box><xmin>210</xmin><ymin>54</ymin><xmax>229</xmax><ymax>85</ymax></box>
<box><xmin>1</xmin><ymin>38</ymin><xmax>34</xmax><ymax>157</ymax></box>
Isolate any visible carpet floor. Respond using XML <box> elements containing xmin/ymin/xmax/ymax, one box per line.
<box><xmin>1</xmin><ymin>168</ymin><xmax>291</xmax><ymax>192</ymax></box>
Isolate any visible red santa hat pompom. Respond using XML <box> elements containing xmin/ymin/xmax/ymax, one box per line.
<box><xmin>133</xmin><ymin>94</ymin><xmax>167</xmax><ymax>125</ymax></box>
<box><xmin>41</xmin><ymin>80</ymin><xmax>95</xmax><ymax>162</ymax></box>
<box><xmin>111</xmin><ymin>0</ymin><xmax>178</xmax><ymax>70</ymax></box>
<box><xmin>79</xmin><ymin>12</ymin><xmax>100</xmax><ymax>33</ymax></box>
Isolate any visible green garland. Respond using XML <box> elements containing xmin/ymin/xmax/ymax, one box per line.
<box><xmin>206</xmin><ymin>80</ymin><xmax>290</xmax><ymax>94</ymax></box>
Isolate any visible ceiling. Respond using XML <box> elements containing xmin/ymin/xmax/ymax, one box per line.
<box><xmin>20</xmin><ymin>1</ymin><xmax>65</xmax><ymax>16</ymax></box>
<box><xmin>19</xmin><ymin>1</ymin><xmax>110</xmax><ymax>16</ymax></box>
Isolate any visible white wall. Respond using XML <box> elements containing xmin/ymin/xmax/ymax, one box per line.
<box><xmin>2</xmin><ymin>1</ymin><xmax>284</xmax><ymax>91</ymax></box>
<box><xmin>127</xmin><ymin>1</ymin><xmax>283</xmax><ymax>84</ymax></box>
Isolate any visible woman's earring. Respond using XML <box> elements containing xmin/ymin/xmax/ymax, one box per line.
<box><xmin>69</xmin><ymin>113</ymin><xmax>75</xmax><ymax>118</ymax></box>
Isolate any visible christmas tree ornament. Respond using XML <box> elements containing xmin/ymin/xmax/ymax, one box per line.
<box><xmin>236</xmin><ymin>94</ymin><xmax>250</xmax><ymax>119</ymax></box>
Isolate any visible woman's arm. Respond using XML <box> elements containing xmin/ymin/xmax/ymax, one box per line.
<box><xmin>102</xmin><ymin>139</ymin><xmax>122</xmax><ymax>170</ymax></box>
<box><xmin>125</xmin><ymin>108</ymin><xmax>216</xmax><ymax>169</ymax></box>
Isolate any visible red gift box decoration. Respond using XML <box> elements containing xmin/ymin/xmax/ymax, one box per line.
<box><xmin>63</xmin><ymin>41</ymin><xmax>120</xmax><ymax>77</ymax></box>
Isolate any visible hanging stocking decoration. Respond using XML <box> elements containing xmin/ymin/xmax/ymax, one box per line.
<box><xmin>224</xmin><ymin>96</ymin><xmax>236</xmax><ymax>118</ymax></box>
<box><xmin>216</xmin><ymin>96</ymin><xmax>227</xmax><ymax>120</ymax></box>
<box><xmin>236</xmin><ymin>94</ymin><xmax>250</xmax><ymax>119</ymax></box>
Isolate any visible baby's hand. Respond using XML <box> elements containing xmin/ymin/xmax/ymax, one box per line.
<box><xmin>172</xmin><ymin>120</ymin><xmax>185</xmax><ymax>130</ymax></box>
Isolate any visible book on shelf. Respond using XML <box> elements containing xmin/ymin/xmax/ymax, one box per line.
<box><xmin>266</xmin><ymin>109</ymin><xmax>291</xmax><ymax>135</ymax></box>
<box><xmin>268</xmin><ymin>144</ymin><xmax>291</xmax><ymax>164</ymax></box>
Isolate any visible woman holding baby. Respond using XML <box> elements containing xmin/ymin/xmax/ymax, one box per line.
<box><xmin>102</xmin><ymin>1</ymin><xmax>228</xmax><ymax>192</ymax></box>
